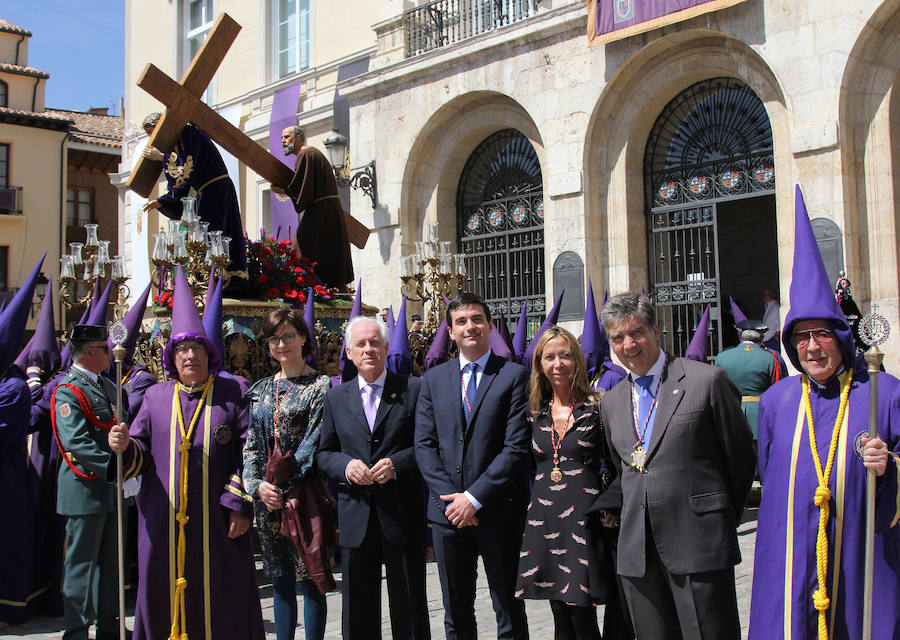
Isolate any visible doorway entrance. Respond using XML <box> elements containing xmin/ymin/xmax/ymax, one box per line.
<box><xmin>644</xmin><ymin>78</ymin><xmax>778</xmax><ymax>359</ymax></box>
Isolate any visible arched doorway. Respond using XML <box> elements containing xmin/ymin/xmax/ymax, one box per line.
<box><xmin>644</xmin><ymin>77</ymin><xmax>777</xmax><ymax>358</ymax></box>
<box><xmin>457</xmin><ymin>128</ymin><xmax>544</xmax><ymax>328</ymax></box>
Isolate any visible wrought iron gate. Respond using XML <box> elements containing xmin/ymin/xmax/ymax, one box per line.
<box><xmin>645</xmin><ymin>78</ymin><xmax>775</xmax><ymax>358</ymax></box>
<box><xmin>457</xmin><ymin>129</ymin><xmax>544</xmax><ymax>330</ymax></box>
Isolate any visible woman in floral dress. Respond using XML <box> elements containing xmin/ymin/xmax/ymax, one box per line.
<box><xmin>516</xmin><ymin>326</ymin><xmax>623</xmax><ymax>639</ymax></box>
<box><xmin>243</xmin><ymin>309</ymin><xmax>331</xmax><ymax>640</ymax></box>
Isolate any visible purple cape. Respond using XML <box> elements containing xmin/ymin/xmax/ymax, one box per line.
<box><xmin>749</xmin><ymin>369</ymin><xmax>900</xmax><ymax>639</ymax></box>
<box><xmin>117</xmin><ymin>376</ymin><xmax>264</xmax><ymax>640</ymax></box>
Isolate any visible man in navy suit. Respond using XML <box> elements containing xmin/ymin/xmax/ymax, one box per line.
<box><xmin>415</xmin><ymin>293</ymin><xmax>530</xmax><ymax>640</ymax></box>
<box><xmin>318</xmin><ymin>316</ymin><xmax>430</xmax><ymax>640</ymax></box>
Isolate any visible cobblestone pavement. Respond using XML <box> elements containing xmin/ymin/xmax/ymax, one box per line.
<box><xmin>2</xmin><ymin>510</ymin><xmax>757</xmax><ymax>640</ymax></box>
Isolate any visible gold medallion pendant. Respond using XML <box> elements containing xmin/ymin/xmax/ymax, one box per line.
<box><xmin>631</xmin><ymin>446</ymin><xmax>647</xmax><ymax>472</ymax></box>
<box><xmin>550</xmin><ymin>467</ymin><xmax>563</xmax><ymax>482</ymax></box>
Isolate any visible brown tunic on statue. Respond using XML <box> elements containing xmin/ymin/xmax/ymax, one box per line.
<box><xmin>285</xmin><ymin>146</ymin><xmax>354</xmax><ymax>287</ymax></box>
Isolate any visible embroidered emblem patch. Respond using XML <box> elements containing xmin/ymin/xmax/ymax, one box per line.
<box><xmin>59</xmin><ymin>403</ymin><xmax>71</xmax><ymax>418</ymax></box>
<box><xmin>214</xmin><ymin>424</ymin><xmax>232</xmax><ymax>445</ymax></box>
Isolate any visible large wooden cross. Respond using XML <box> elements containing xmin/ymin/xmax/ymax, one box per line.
<box><xmin>127</xmin><ymin>13</ymin><xmax>369</xmax><ymax>248</ymax></box>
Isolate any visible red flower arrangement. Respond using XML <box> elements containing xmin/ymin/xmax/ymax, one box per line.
<box><xmin>247</xmin><ymin>236</ymin><xmax>335</xmax><ymax>307</ymax></box>
<box><xmin>152</xmin><ymin>290</ymin><xmax>175</xmax><ymax>309</ymax></box>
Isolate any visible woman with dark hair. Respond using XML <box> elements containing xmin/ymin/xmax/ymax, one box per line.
<box><xmin>242</xmin><ymin>309</ymin><xmax>331</xmax><ymax>640</ymax></box>
<box><xmin>516</xmin><ymin>326</ymin><xmax>625</xmax><ymax>640</ymax></box>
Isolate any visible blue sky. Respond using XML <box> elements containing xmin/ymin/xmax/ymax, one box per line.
<box><xmin>4</xmin><ymin>1</ymin><xmax>124</xmax><ymax>114</ymax></box>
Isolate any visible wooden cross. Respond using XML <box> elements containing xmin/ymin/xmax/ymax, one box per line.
<box><xmin>127</xmin><ymin>12</ymin><xmax>369</xmax><ymax>248</ymax></box>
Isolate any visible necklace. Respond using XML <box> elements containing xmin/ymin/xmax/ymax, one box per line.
<box><xmin>629</xmin><ymin>365</ymin><xmax>664</xmax><ymax>473</ymax></box>
<box><xmin>548</xmin><ymin>397</ymin><xmax>575</xmax><ymax>483</ymax></box>
<box><xmin>273</xmin><ymin>371</ymin><xmax>299</xmax><ymax>434</ymax></box>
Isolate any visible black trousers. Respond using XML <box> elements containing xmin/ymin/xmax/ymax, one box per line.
<box><xmin>431</xmin><ymin>521</ymin><xmax>528</xmax><ymax>640</ymax></box>
<box><xmin>620</xmin><ymin>527</ymin><xmax>740</xmax><ymax>640</ymax></box>
<box><xmin>340</xmin><ymin>510</ymin><xmax>431</xmax><ymax>640</ymax></box>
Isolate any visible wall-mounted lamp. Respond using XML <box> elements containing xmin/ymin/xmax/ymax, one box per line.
<box><xmin>323</xmin><ymin>129</ymin><xmax>378</xmax><ymax>209</ymax></box>
<box><xmin>31</xmin><ymin>272</ymin><xmax>48</xmax><ymax>318</ymax></box>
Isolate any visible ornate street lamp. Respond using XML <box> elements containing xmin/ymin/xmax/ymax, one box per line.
<box><xmin>322</xmin><ymin>129</ymin><xmax>378</xmax><ymax>209</ymax></box>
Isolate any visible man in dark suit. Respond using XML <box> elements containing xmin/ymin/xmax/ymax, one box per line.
<box><xmin>318</xmin><ymin>316</ymin><xmax>430</xmax><ymax>640</ymax></box>
<box><xmin>599</xmin><ymin>293</ymin><xmax>755</xmax><ymax>639</ymax></box>
<box><xmin>415</xmin><ymin>292</ymin><xmax>530</xmax><ymax>640</ymax></box>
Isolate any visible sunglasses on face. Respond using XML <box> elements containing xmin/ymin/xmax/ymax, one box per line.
<box><xmin>790</xmin><ymin>328</ymin><xmax>836</xmax><ymax>349</ymax></box>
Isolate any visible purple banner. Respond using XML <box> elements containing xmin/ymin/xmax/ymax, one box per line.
<box><xmin>594</xmin><ymin>0</ymin><xmax>741</xmax><ymax>40</ymax></box>
<box><xmin>268</xmin><ymin>81</ymin><xmax>303</xmax><ymax>242</ymax></box>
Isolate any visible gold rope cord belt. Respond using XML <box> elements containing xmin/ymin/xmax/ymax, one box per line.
<box><xmin>197</xmin><ymin>174</ymin><xmax>228</xmax><ymax>193</ymax></box>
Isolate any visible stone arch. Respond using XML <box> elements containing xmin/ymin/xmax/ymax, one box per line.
<box><xmin>398</xmin><ymin>91</ymin><xmax>545</xmax><ymax>259</ymax></box>
<box><xmin>582</xmin><ymin>30</ymin><xmax>791</xmax><ymax>299</ymax></box>
<box><xmin>839</xmin><ymin>0</ymin><xmax>900</xmax><ymax>335</ymax></box>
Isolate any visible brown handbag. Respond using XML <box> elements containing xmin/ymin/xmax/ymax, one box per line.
<box><xmin>265</xmin><ymin>434</ymin><xmax>337</xmax><ymax>594</ymax></box>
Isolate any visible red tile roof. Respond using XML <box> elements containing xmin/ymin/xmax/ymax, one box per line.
<box><xmin>0</xmin><ymin>61</ymin><xmax>49</xmax><ymax>79</ymax></box>
<box><xmin>0</xmin><ymin>105</ymin><xmax>72</xmax><ymax>127</ymax></box>
<box><xmin>0</xmin><ymin>19</ymin><xmax>31</xmax><ymax>37</ymax></box>
<box><xmin>47</xmin><ymin>109</ymin><xmax>124</xmax><ymax>150</ymax></box>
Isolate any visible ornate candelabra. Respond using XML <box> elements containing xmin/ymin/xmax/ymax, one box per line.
<box><xmin>399</xmin><ymin>222</ymin><xmax>467</xmax><ymax>333</ymax></box>
<box><xmin>59</xmin><ymin>222</ymin><xmax>130</xmax><ymax>319</ymax></box>
<box><xmin>150</xmin><ymin>196</ymin><xmax>231</xmax><ymax>303</ymax></box>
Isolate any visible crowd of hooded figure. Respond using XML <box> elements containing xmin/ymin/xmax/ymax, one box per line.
<box><xmin>1</xmin><ymin>184</ymin><xmax>899</xmax><ymax>640</ymax></box>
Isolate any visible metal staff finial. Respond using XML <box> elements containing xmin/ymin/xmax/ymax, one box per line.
<box><xmin>859</xmin><ymin>303</ymin><xmax>889</xmax><ymax>640</ymax></box>
<box><xmin>109</xmin><ymin>319</ymin><xmax>129</xmax><ymax>640</ymax></box>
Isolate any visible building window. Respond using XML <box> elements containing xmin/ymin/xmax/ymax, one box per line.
<box><xmin>0</xmin><ymin>144</ymin><xmax>8</xmax><ymax>187</ymax></box>
<box><xmin>184</xmin><ymin>0</ymin><xmax>215</xmax><ymax>101</ymax></box>
<box><xmin>67</xmin><ymin>187</ymin><xmax>94</xmax><ymax>228</ymax></box>
<box><xmin>0</xmin><ymin>81</ymin><xmax>7</xmax><ymax>108</ymax></box>
<box><xmin>0</xmin><ymin>246</ymin><xmax>8</xmax><ymax>291</ymax></box>
<box><xmin>276</xmin><ymin>0</ymin><xmax>310</xmax><ymax>78</ymax></box>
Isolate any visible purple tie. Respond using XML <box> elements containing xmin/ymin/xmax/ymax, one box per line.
<box><xmin>363</xmin><ymin>383</ymin><xmax>379</xmax><ymax>432</ymax></box>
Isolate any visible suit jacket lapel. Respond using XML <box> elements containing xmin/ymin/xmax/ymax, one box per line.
<box><xmin>448</xmin><ymin>359</ymin><xmax>466</xmax><ymax>434</ymax></box>
<box><xmin>646</xmin><ymin>355</ymin><xmax>686</xmax><ymax>455</ymax></box>
<box><xmin>371</xmin><ymin>372</ymin><xmax>399</xmax><ymax>435</ymax></box>
<box><xmin>344</xmin><ymin>378</ymin><xmax>372</xmax><ymax>436</ymax></box>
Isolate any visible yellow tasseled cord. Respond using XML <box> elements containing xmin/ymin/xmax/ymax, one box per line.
<box><xmin>168</xmin><ymin>376</ymin><xmax>213</xmax><ymax>640</ymax></box>
<box><xmin>802</xmin><ymin>369</ymin><xmax>852</xmax><ymax>640</ymax></box>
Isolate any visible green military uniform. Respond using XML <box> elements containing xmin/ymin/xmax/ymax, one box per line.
<box><xmin>54</xmin><ymin>366</ymin><xmax>122</xmax><ymax>640</ymax></box>
<box><xmin>714</xmin><ymin>341</ymin><xmax>779</xmax><ymax>438</ymax></box>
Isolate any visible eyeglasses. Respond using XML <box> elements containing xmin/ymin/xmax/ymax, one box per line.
<box><xmin>790</xmin><ymin>328</ymin><xmax>836</xmax><ymax>349</ymax></box>
<box><xmin>174</xmin><ymin>342</ymin><xmax>207</xmax><ymax>355</ymax></box>
<box><xmin>267</xmin><ymin>332</ymin><xmax>298</xmax><ymax>347</ymax></box>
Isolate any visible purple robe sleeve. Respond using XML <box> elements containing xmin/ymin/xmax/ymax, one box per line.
<box><xmin>219</xmin><ymin>394</ymin><xmax>254</xmax><ymax>515</ymax></box>
<box><xmin>106</xmin><ymin>393</ymin><xmax>153</xmax><ymax>482</ymax></box>
<box><xmin>874</xmin><ymin>383</ymin><xmax>900</xmax><ymax>533</ymax></box>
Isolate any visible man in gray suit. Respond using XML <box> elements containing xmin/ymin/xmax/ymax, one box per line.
<box><xmin>599</xmin><ymin>294</ymin><xmax>755</xmax><ymax>639</ymax></box>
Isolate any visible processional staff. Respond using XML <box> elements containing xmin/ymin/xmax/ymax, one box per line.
<box><xmin>859</xmin><ymin>304</ymin><xmax>890</xmax><ymax>640</ymax></box>
<box><xmin>109</xmin><ymin>319</ymin><xmax>130</xmax><ymax>640</ymax></box>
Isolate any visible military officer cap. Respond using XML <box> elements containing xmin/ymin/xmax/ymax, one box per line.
<box><xmin>69</xmin><ymin>323</ymin><xmax>107</xmax><ymax>342</ymax></box>
<box><xmin>736</xmin><ymin>318</ymin><xmax>768</xmax><ymax>332</ymax></box>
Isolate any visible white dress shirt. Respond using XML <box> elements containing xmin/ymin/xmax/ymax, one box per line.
<box><xmin>456</xmin><ymin>349</ymin><xmax>493</xmax><ymax>511</ymax></box>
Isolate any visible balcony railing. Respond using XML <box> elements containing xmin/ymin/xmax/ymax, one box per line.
<box><xmin>404</xmin><ymin>0</ymin><xmax>534</xmax><ymax>57</ymax></box>
<box><xmin>0</xmin><ymin>186</ymin><xmax>23</xmax><ymax>215</ymax></box>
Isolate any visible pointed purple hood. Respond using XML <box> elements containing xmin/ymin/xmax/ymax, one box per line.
<box><xmin>489</xmin><ymin>312</ymin><xmax>515</xmax><ymax>361</ymax></box>
<box><xmin>110</xmin><ymin>282</ymin><xmax>153</xmax><ymax>370</ymax></box>
<box><xmin>581</xmin><ymin>281</ymin><xmax>604</xmax><ymax>379</ymax></box>
<box><xmin>386</xmin><ymin>305</ymin><xmax>396</xmax><ymax>336</ymax></box>
<box><xmin>425</xmin><ymin>318</ymin><xmax>451</xmax><ymax>370</ymax></box>
<box><xmin>684</xmin><ymin>305</ymin><xmax>711</xmax><ymax>362</ymax></box>
<box><xmin>303</xmin><ymin>286</ymin><xmax>319</xmax><ymax>369</ymax></box>
<box><xmin>202</xmin><ymin>276</ymin><xmax>225</xmax><ymax>362</ymax></box>
<box><xmin>512</xmin><ymin>302</ymin><xmax>529</xmax><ymax>364</ymax></box>
<box><xmin>729</xmin><ymin>296</ymin><xmax>748</xmax><ymax>325</ymax></box>
<box><xmin>524</xmin><ymin>290</ymin><xmax>565</xmax><ymax>368</ymax></box>
<box><xmin>87</xmin><ymin>281</ymin><xmax>113</xmax><ymax>327</ymax></box>
<box><xmin>386</xmin><ymin>297</ymin><xmax>414</xmax><ymax>375</ymax></box>
<box><xmin>338</xmin><ymin>281</ymin><xmax>362</xmax><ymax>382</ymax></box>
<box><xmin>15</xmin><ymin>285</ymin><xmax>60</xmax><ymax>373</ymax></box>
<box><xmin>782</xmin><ymin>185</ymin><xmax>855</xmax><ymax>371</ymax></box>
<box><xmin>60</xmin><ymin>302</ymin><xmax>93</xmax><ymax>370</ymax></box>
<box><xmin>0</xmin><ymin>253</ymin><xmax>46</xmax><ymax>374</ymax></box>
<box><xmin>164</xmin><ymin>265</ymin><xmax>221</xmax><ymax>377</ymax></box>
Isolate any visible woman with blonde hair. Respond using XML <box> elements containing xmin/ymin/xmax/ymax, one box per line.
<box><xmin>516</xmin><ymin>326</ymin><xmax>626</xmax><ymax>639</ymax></box>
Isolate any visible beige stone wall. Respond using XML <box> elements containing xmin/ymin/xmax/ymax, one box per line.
<box><xmin>0</xmin><ymin>123</ymin><xmax>66</xmax><ymax>329</ymax></box>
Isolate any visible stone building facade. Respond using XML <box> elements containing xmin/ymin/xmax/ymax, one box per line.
<box><xmin>120</xmin><ymin>0</ymin><xmax>900</xmax><ymax>368</ymax></box>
